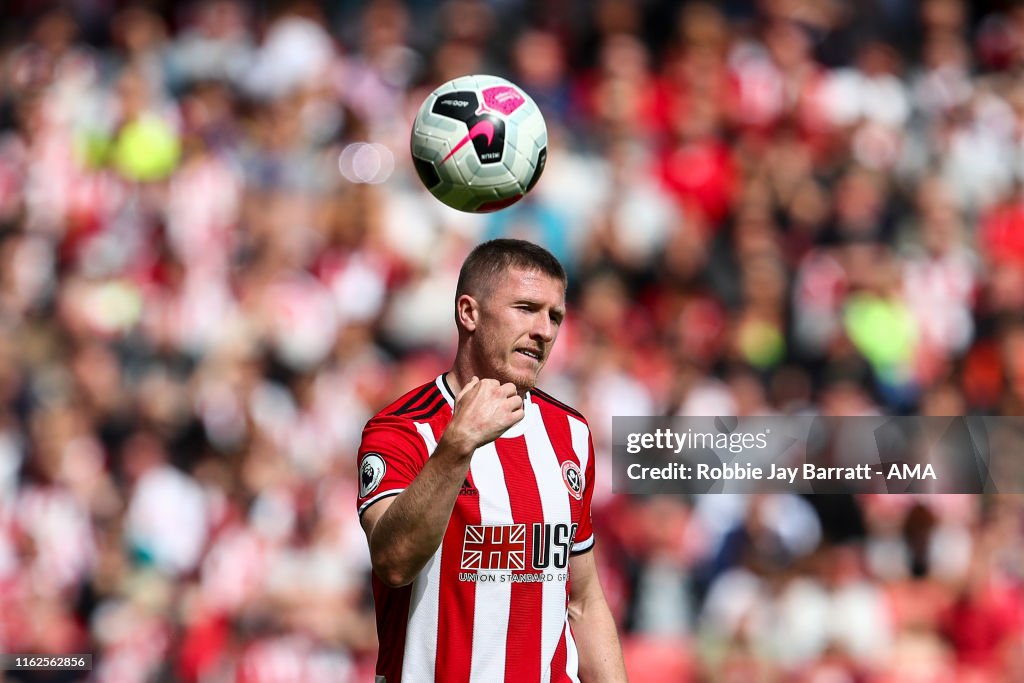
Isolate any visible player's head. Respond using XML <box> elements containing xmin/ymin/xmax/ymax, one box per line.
<box><xmin>455</xmin><ymin>239</ymin><xmax>567</xmax><ymax>393</ymax></box>
<box><xmin>456</xmin><ymin>238</ymin><xmax>566</xmax><ymax>301</ymax></box>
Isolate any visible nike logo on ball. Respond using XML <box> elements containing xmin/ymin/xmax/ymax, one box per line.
<box><xmin>441</xmin><ymin>120</ymin><xmax>496</xmax><ymax>163</ymax></box>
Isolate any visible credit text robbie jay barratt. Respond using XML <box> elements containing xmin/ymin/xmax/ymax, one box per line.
<box><xmin>626</xmin><ymin>462</ymin><xmax>937</xmax><ymax>483</ymax></box>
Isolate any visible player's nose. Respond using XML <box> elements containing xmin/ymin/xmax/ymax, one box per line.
<box><xmin>530</xmin><ymin>313</ymin><xmax>556</xmax><ymax>343</ymax></box>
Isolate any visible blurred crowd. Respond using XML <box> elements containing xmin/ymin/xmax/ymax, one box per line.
<box><xmin>1</xmin><ymin>0</ymin><xmax>1023</xmax><ymax>681</ymax></box>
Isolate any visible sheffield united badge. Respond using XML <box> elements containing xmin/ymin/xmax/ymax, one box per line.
<box><xmin>562</xmin><ymin>461</ymin><xmax>583</xmax><ymax>500</ymax></box>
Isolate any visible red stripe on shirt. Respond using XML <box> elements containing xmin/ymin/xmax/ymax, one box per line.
<box><xmin>434</xmin><ymin>421</ymin><xmax>480</xmax><ymax>683</ymax></box>
<box><xmin>372</xmin><ymin>578</ymin><xmax>412</xmax><ymax>682</ymax></box>
<box><xmin>550</xmin><ymin>620</ymin><xmax>570</xmax><ymax>682</ymax></box>
<box><xmin>537</xmin><ymin>407</ymin><xmax>586</xmax><ymax>535</ymax></box>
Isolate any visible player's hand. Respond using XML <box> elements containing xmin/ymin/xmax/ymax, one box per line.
<box><xmin>443</xmin><ymin>377</ymin><xmax>524</xmax><ymax>454</ymax></box>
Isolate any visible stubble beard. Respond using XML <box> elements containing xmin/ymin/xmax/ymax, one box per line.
<box><xmin>468</xmin><ymin>328</ymin><xmax>543</xmax><ymax>395</ymax></box>
<box><xmin>479</xmin><ymin>349</ymin><xmax>541</xmax><ymax>396</ymax></box>
<box><xmin>496</xmin><ymin>359</ymin><xmax>539</xmax><ymax>396</ymax></box>
<box><xmin>511</xmin><ymin>369</ymin><xmax>539</xmax><ymax>396</ymax></box>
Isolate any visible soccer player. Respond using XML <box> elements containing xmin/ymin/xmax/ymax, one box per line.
<box><xmin>356</xmin><ymin>239</ymin><xmax>627</xmax><ymax>682</ymax></box>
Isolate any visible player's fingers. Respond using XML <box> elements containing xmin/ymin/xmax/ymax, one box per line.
<box><xmin>500</xmin><ymin>382</ymin><xmax>518</xmax><ymax>398</ymax></box>
<box><xmin>506</xmin><ymin>395</ymin><xmax>525</xmax><ymax>413</ymax></box>
<box><xmin>456</xmin><ymin>376</ymin><xmax>480</xmax><ymax>402</ymax></box>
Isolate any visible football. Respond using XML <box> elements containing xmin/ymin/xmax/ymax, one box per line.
<box><xmin>410</xmin><ymin>74</ymin><xmax>548</xmax><ymax>213</ymax></box>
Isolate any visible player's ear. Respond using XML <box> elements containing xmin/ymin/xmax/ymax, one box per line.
<box><xmin>456</xmin><ymin>294</ymin><xmax>479</xmax><ymax>332</ymax></box>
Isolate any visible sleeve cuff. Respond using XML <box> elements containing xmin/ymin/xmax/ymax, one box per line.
<box><xmin>358</xmin><ymin>489</ymin><xmax>404</xmax><ymax>517</ymax></box>
<box><xmin>570</xmin><ymin>535</ymin><xmax>594</xmax><ymax>555</ymax></box>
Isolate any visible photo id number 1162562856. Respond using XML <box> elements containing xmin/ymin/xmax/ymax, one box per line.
<box><xmin>2</xmin><ymin>654</ymin><xmax>93</xmax><ymax>671</ymax></box>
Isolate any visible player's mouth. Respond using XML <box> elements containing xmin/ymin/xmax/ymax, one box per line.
<box><xmin>515</xmin><ymin>348</ymin><xmax>543</xmax><ymax>362</ymax></box>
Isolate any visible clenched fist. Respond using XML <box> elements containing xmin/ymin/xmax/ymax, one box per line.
<box><xmin>442</xmin><ymin>377</ymin><xmax>524</xmax><ymax>455</ymax></box>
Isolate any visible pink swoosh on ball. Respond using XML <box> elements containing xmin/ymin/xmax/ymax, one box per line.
<box><xmin>441</xmin><ymin>120</ymin><xmax>496</xmax><ymax>163</ymax></box>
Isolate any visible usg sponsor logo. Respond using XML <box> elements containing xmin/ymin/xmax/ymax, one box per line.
<box><xmin>531</xmin><ymin>523</ymin><xmax>578</xmax><ymax>570</ymax></box>
<box><xmin>461</xmin><ymin>524</ymin><xmax>526</xmax><ymax>571</ymax></box>
<box><xmin>459</xmin><ymin>523</ymin><xmax>578</xmax><ymax>574</ymax></box>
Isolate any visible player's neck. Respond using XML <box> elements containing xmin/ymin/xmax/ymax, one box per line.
<box><xmin>446</xmin><ymin>355</ymin><xmax>478</xmax><ymax>397</ymax></box>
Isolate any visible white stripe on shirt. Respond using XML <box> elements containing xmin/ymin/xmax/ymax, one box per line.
<box><xmin>468</xmin><ymin>441</ymin><xmax>513</xmax><ymax>682</ymax></box>
<box><xmin>564</xmin><ymin>624</ymin><xmax>581</xmax><ymax>683</ymax></box>
<box><xmin>567</xmin><ymin>416</ymin><xmax>592</xmax><ymax>553</ymax></box>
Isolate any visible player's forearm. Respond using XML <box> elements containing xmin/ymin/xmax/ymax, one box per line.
<box><xmin>570</xmin><ymin>610</ymin><xmax>628</xmax><ymax>681</ymax></box>
<box><xmin>368</xmin><ymin>437</ymin><xmax>473</xmax><ymax>587</ymax></box>
<box><xmin>569</xmin><ymin>591</ymin><xmax>628</xmax><ymax>682</ymax></box>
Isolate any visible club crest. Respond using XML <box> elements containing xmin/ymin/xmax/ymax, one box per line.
<box><xmin>562</xmin><ymin>461</ymin><xmax>583</xmax><ymax>500</ymax></box>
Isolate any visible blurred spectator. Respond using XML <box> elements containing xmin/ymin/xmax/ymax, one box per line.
<box><xmin>0</xmin><ymin>1</ymin><xmax>1022</xmax><ymax>681</ymax></box>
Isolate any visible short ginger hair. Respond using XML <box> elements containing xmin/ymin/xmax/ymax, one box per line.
<box><xmin>455</xmin><ymin>239</ymin><xmax>567</xmax><ymax>299</ymax></box>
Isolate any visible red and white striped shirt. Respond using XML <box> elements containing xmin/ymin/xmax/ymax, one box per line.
<box><xmin>357</xmin><ymin>374</ymin><xmax>596</xmax><ymax>683</ymax></box>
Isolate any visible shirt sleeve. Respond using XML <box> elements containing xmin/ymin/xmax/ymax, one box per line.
<box><xmin>356</xmin><ymin>415</ymin><xmax>431</xmax><ymax>517</ymax></box>
<box><xmin>571</xmin><ymin>429</ymin><xmax>597</xmax><ymax>555</ymax></box>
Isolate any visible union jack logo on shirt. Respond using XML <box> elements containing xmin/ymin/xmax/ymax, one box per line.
<box><xmin>461</xmin><ymin>524</ymin><xmax>526</xmax><ymax>571</ymax></box>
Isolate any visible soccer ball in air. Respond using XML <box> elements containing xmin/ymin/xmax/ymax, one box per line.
<box><xmin>410</xmin><ymin>74</ymin><xmax>548</xmax><ymax>213</ymax></box>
